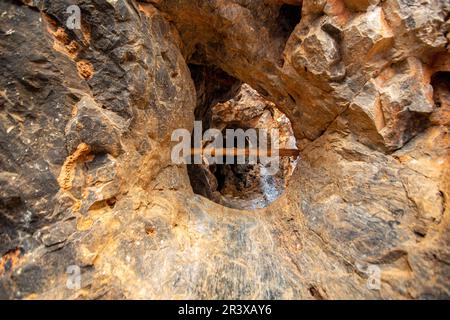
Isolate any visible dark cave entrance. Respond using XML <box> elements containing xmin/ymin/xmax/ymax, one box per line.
<box><xmin>187</xmin><ymin>65</ymin><xmax>299</xmax><ymax>210</ymax></box>
<box><xmin>271</xmin><ymin>3</ymin><xmax>303</xmax><ymax>67</ymax></box>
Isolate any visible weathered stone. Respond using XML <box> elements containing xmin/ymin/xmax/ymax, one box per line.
<box><xmin>189</xmin><ymin>83</ymin><xmax>298</xmax><ymax>209</ymax></box>
<box><xmin>292</xmin><ymin>20</ymin><xmax>346</xmax><ymax>81</ymax></box>
<box><xmin>0</xmin><ymin>0</ymin><xmax>449</xmax><ymax>300</ymax></box>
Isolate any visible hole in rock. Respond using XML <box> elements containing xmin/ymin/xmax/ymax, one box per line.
<box><xmin>271</xmin><ymin>3</ymin><xmax>302</xmax><ymax>66</ymax></box>
<box><xmin>278</xmin><ymin>3</ymin><xmax>302</xmax><ymax>41</ymax></box>
<box><xmin>431</xmin><ymin>71</ymin><xmax>450</xmax><ymax>109</ymax></box>
<box><xmin>187</xmin><ymin>65</ymin><xmax>299</xmax><ymax>210</ymax></box>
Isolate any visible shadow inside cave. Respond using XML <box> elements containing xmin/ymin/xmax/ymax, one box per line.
<box><xmin>187</xmin><ymin>65</ymin><xmax>299</xmax><ymax>210</ymax></box>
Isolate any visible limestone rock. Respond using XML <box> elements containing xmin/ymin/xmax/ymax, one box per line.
<box><xmin>0</xmin><ymin>0</ymin><xmax>449</xmax><ymax>300</ymax></box>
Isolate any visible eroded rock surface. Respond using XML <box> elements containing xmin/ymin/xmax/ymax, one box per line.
<box><xmin>0</xmin><ymin>0</ymin><xmax>449</xmax><ymax>299</ymax></box>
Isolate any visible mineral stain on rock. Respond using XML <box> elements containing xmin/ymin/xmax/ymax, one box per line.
<box><xmin>0</xmin><ymin>0</ymin><xmax>449</xmax><ymax>300</ymax></box>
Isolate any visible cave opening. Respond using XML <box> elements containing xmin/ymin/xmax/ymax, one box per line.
<box><xmin>187</xmin><ymin>64</ymin><xmax>299</xmax><ymax>210</ymax></box>
<box><xmin>277</xmin><ymin>3</ymin><xmax>302</xmax><ymax>42</ymax></box>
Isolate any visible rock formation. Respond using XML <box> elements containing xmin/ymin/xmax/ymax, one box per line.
<box><xmin>0</xmin><ymin>0</ymin><xmax>449</xmax><ymax>299</ymax></box>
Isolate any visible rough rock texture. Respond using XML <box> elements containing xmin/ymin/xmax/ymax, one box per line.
<box><xmin>188</xmin><ymin>83</ymin><xmax>298</xmax><ymax>210</ymax></box>
<box><xmin>0</xmin><ymin>0</ymin><xmax>449</xmax><ymax>299</ymax></box>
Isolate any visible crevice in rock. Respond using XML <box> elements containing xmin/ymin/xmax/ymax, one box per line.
<box><xmin>277</xmin><ymin>3</ymin><xmax>302</xmax><ymax>46</ymax></box>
